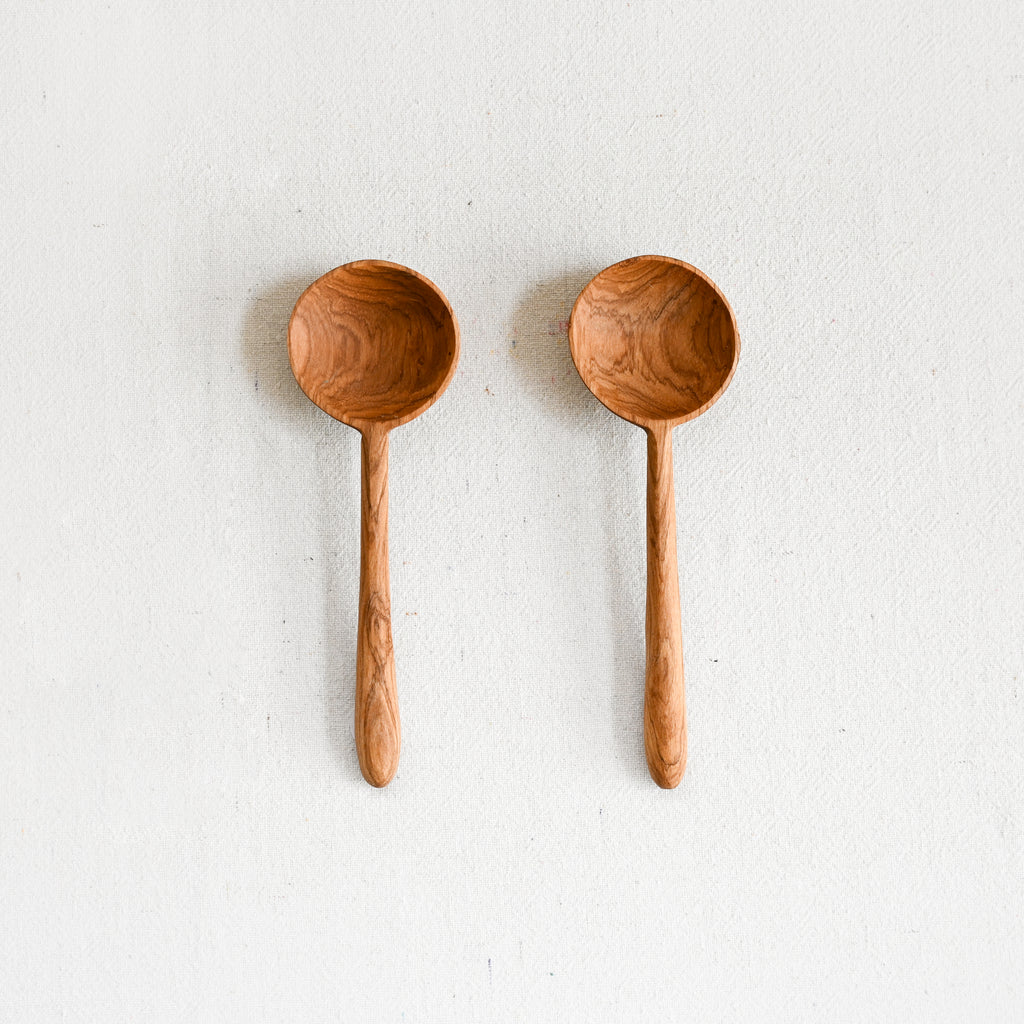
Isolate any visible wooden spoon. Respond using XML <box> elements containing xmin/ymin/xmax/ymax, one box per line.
<box><xmin>568</xmin><ymin>256</ymin><xmax>739</xmax><ymax>788</ymax></box>
<box><xmin>288</xmin><ymin>260</ymin><xmax>460</xmax><ymax>787</ymax></box>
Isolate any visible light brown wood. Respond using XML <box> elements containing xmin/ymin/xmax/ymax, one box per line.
<box><xmin>288</xmin><ymin>260</ymin><xmax>459</xmax><ymax>787</ymax></box>
<box><xmin>644</xmin><ymin>419</ymin><xmax>685</xmax><ymax>787</ymax></box>
<box><xmin>568</xmin><ymin>256</ymin><xmax>739</xmax><ymax>788</ymax></box>
<box><xmin>356</xmin><ymin>422</ymin><xmax>399</xmax><ymax>787</ymax></box>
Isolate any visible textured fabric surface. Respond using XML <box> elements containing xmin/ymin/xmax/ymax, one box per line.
<box><xmin>2</xmin><ymin>1</ymin><xmax>1022</xmax><ymax>1020</ymax></box>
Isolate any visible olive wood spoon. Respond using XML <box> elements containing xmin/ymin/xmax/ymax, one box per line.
<box><xmin>288</xmin><ymin>260</ymin><xmax>459</xmax><ymax>787</ymax></box>
<box><xmin>568</xmin><ymin>256</ymin><xmax>739</xmax><ymax>788</ymax></box>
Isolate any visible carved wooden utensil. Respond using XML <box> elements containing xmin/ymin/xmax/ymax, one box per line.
<box><xmin>288</xmin><ymin>260</ymin><xmax>459</xmax><ymax>787</ymax></box>
<box><xmin>568</xmin><ymin>256</ymin><xmax>739</xmax><ymax>788</ymax></box>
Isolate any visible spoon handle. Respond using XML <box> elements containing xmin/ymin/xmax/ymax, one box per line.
<box><xmin>644</xmin><ymin>422</ymin><xmax>686</xmax><ymax>788</ymax></box>
<box><xmin>355</xmin><ymin>423</ymin><xmax>400</xmax><ymax>787</ymax></box>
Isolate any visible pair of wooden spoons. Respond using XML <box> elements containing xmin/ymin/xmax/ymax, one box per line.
<box><xmin>288</xmin><ymin>256</ymin><xmax>738</xmax><ymax>789</ymax></box>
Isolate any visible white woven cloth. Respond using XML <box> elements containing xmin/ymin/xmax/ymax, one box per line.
<box><xmin>2</xmin><ymin>1</ymin><xmax>1022</xmax><ymax>1020</ymax></box>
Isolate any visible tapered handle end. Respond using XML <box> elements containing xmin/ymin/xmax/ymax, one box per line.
<box><xmin>356</xmin><ymin>680</ymin><xmax>400</xmax><ymax>788</ymax></box>
<box><xmin>355</xmin><ymin>576</ymin><xmax>401</xmax><ymax>788</ymax></box>
<box><xmin>644</xmin><ymin>697</ymin><xmax>686</xmax><ymax>789</ymax></box>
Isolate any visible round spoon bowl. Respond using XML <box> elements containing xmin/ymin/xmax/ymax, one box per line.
<box><xmin>288</xmin><ymin>260</ymin><xmax>459</xmax><ymax>429</ymax></box>
<box><xmin>568</xmin><ymin>255</ymin><xmax>739</xmax><ymax>429</ymax></box>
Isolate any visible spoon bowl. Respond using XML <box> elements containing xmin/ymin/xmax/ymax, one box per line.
<box><xmin>289</xmin><ymin>260</ymin><xmax>459</xmax><ymax>429</ymax></box>
<box><xmin>288</xmin><ymin>260</ymin><xmax>459</xmax><ymax>787</ymax></box>
<box><xmin>569</xmin><ymin>255</ymin><xmax>738</xmax><ymax>428</ymax></box>
<box><xmin>569</xmin><ymin>256</ymin><xmax>738</xmax><ymax>788</ymax></box>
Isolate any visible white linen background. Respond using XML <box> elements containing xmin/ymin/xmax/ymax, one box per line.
<box><xmin>2</xmin><ymin>1</ymin><xmax>1022</xmax><ymax>1020</ymax></box>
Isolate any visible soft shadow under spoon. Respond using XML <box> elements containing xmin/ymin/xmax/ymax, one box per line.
<box><xmin>288</xmin><ymin>260</ymin><xmax>459</xmax><ymax>787</ymax></box>
<box><xmin>568</xmin><ymin>256</ymin><xmax>739</xmax><ymax>788</ymax></box>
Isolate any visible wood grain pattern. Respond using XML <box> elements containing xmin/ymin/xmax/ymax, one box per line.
<box><xmin>568</xmin><ymin>256</ymin><xmax>738</xmax><ymax>429</ymax></box>
<box><xmin>356</xmin><ymin>423</ymin><xmax>399</xmax><ymax>787</ymax></box>
<box><xmin>288</xmin><ymin>261</ymin><xmax>459</xmax><ymax>431</ymax></box>
<box><xmin>288</xmin><ymin>261</ymin><xmax>460</xmax><ymax>787</ymax></box>
<box><xmin>644</xmin><ymin>421</ymin><xmax>685</xmax><ymax>788</ymax></box>
<box><xmin>568</xmin><ymin>256</ymin><xmax>739</xmax><ymax>788</ymax></box>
